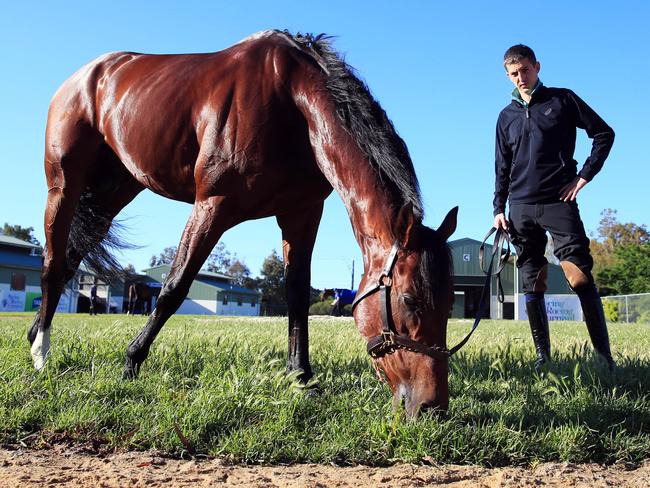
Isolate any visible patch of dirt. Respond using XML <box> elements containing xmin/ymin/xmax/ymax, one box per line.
<box><xmin>1</xmin><ymin>445</ymin><xmax>649</xmax><ymax>487</ymax></box>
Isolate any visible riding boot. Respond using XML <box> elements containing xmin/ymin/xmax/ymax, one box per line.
<box><xmin>576</xmin><ymin>284</ymin><xmax>615</xmax><ymax>369</ymax></box>
<box><xmin>525</xmin><ymin>293</ymin><xmax>551</xmax><ymax>371</ymax></box>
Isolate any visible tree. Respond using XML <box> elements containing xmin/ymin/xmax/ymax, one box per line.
<box><xmin>149</xmin><ymin>246</ymin><xmax>177</xmax><ymax>266</ymax></box>
<box><xmin>123</xmin><ymin>263</ymin><xmax>137</xmax><ymax>275</ymax></box>
<box><xmin>596</xmin><ymin>242</ymin><xmax>650</xmax><ymax>295</ymax></box>
<box><xmin>591</xmin><ymin>209</ymin><xmax>649</xmax><ymax>280</ymax></box>
<box><xmin>2</xmin><ymin>223</ymin><xmax>41</xmax><ymax>246</ymax></box>
<box><xmin>206</xmin><ymin>242</ymin><xmax>233</xmax><ymax>274</ymax></box>
<box><xmin>227</xmin><ymin>258</ymin><xmax>252</xmax><ymax>286</ymax></box>
<box><xmin>258</xmin><ymin>250</ymin><xmax>286</xmax><ymax>313</ymax></box>
<box><xmin>309</xmin><ymin>287</ymin><xmax>322</xmax><ymax>305</ymax></box>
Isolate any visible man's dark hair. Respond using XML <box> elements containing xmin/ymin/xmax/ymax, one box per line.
<box><xmin>503</xmin><ymin>44</ymin><xmax>537</xmax><ymax>67</ymax></box>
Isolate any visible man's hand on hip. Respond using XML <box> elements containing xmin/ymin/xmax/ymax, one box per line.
<box><xmin>559</xmin><ymin>177</ymin><xmax>588</xmax><ymax>201</ymax></box>
<box><xmin>494</xmin><ymin>213</ymin><xmax>508</xmax><ymax>231</ymax></box>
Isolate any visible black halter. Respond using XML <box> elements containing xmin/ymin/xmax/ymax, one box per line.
<box><xmin>351</xmin><ymin>228</ymin><xmax>510</xmax><ymax>360</ymax></box>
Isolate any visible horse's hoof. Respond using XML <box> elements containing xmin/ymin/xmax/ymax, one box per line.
<box><xmin>27</xmin><ymin>327</ymin><xmax>37</xmax><ymax>345</ymax></box>
<box><xmin>122</xmin><ymin>358</ymin><xmax>140</xmax><ymax>380</ymax></box>
<box><xmin>27</xmin><ymin>317</ymin><xmax>40</xmax><ymax>345</ymax></box>
<box><xmin>287</xmin><ymin>366</ymin><xmax>313</xmax><ymax>384</ymax></box>
<box><xmin>30</xmin><ymin>329</ymin><xmax>51</xmax><ymax>371</ymax></box>
<box><xmin>32</xmin><ymin>356</ymin><xmax>46</xmax><ymax>372</ymax></box>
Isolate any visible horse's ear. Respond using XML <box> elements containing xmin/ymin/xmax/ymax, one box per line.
<box><xmin>396</xmin><ymin>203</ymin><xmax>417</xmax><ymax>248</ymax></box>
<box><xmin>437</xmin><ymin>206</ymin><xmax>458</xmax><ymax>241</ymax></box>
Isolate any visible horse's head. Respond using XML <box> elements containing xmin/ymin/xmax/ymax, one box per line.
<box><xmin>321</xmin><ymin>288</ymin><xmax>335</xmax><ymax>301</ymax></box>
<box><xmin>353</xmin><ymin>205</ymin><xmax>457</xmax><ymax>417</ymax></box>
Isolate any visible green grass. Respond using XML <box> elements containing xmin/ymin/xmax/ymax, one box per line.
<box><xmin>1</xmin><ymin>313</ymin><xmax>649</xmax><ymax>466</ymax></box>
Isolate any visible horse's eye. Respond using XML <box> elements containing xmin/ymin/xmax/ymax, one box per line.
<box><xmin>402</xmin><ymin>294</ymin><xmax>418</xmax><ymax>312</ymax></box>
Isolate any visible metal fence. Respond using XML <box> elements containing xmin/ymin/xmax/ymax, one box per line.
<box><xmin>601</xmin><ymin>293</ymin><xmax>650</xmax><ymax>324</ymax></box>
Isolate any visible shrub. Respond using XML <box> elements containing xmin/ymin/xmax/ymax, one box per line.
<box><xmin>636</xmin><ymin>310</ymin><xmax>650</xmax><ymax>324</ymax></box>
<box><xmin>309</xmin><ymin>300</ymin><xmax>333</xmax><ymax>315</ymax></box>
<box><xmin>603</xmin><ymin>300</ymin><xmax>619</xmax><ymax>322</ymax></box>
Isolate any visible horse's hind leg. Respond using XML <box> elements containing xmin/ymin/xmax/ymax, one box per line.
<box><xmin>277</xmin><ymin>202</ymin><xmax>324</xmax><ymax>382</ymax></box>
<box><xmin>123</xmin><ymin>196</ymin><xmax>238</xmax><ymax>378</ymax></box>
<box><xmin>29</xmin><ymin>139</ymin><xmax>143</xmax><ymax>370</ymax></box>
<box><xmin>28</xmin><ymin>126</ymin><xmax>98</xmax><ymax>369</ymax></box>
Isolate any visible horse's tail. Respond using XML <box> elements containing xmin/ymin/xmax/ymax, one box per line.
<box><xmin>68</xmin><ymin>190</ymin><xmax>136</xmax><ymax>283</ymax></box>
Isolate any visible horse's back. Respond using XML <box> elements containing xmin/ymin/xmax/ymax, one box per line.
<box><xmin>46</xmin><ymin>31</ymin><xmax>330</xmax><ymax>207</ymax></box>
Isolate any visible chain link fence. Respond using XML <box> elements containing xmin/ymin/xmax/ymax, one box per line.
<box><xmin>601</xmin><ymin>293</ymin><xmax>650</xmax><ymax>324</ymax></box>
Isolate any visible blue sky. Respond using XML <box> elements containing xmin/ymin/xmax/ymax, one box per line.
<box><xmin>1</xmin><ymin>1</ymin><xmax>648</xmax><ymax>290</ymax></box>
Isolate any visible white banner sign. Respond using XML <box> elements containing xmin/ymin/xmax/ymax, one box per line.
<box><xmin>518</xmin><ymin>294</ymin><xmax>582</xmax><ymax>321</ymax></box>
<box><xmin>0</xmin><ymin>289</ymin><xmax>26</xmax><ymax>312</ymax></box>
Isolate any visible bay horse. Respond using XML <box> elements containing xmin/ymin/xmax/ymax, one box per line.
<box><xmin>28</xmin><ymin>30</ymin><xmax>457</xmax><ymax>416</ymax></box>
<box><xmin>126</xmin><ymin>282</ymin><xmax>152</xmax><ymax>315</ymax></box>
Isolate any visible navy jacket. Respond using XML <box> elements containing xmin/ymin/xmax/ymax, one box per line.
<box><xmin>493</xmin><ymin>86</ymin><xmax>614</xmax><ymax>215</ymax></box>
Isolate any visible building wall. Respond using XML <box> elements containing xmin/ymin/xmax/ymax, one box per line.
<box><xmin>142</xmin><ymin>264</ymin><xmax>260</xmax><ymax>316</ymax></box>
<box><xmin>450</xmin><ymin>238</ymin><xmax>576</xmax><ymax>320</ymax></box>
<box><xmin>177</xmin><ymin>298</ymin><xmax>217</xmax><ymax>315</ymax></box>
<box><xmin>217</xmin><ymin>299</ymin><xmax>260</xmax><ymax>316</ymax></box>
<box><xmin>0</xmin><ymin>283</ymin><xmax>75</xmax><ymax>313</ymax></box>
<box><xmin>0</xmin><ymin>266</ymin><xmax>41</xmax><ymax>288</ymax></box>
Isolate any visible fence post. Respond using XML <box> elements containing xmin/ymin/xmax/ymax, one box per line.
<box><xmin>625</xmin><ymin>296</ymin><xmax>629</xmax><ymax>323</ymax></box>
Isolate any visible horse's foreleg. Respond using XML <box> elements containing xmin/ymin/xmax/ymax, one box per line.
<box><xmin>276</xmin><ymin>202</ymin><xmax>324</xmax><ymax>383</ymax></box>
<box><xmin>123</xmin><ymin>197</ymin><xmax>236</xmax><ymax>379</ymax></box>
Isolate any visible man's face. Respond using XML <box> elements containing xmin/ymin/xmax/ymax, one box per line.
<box><xmin>505</xmin><ymin>58</ymin><xmax>540</xmax><ymax>95</ymax></box>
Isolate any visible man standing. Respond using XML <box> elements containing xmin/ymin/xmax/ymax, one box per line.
<box><xmin>89</xmin><ymin>280</ymin><xmax>98</xmax><ymax>315</ymax></box>
<box><xmin>493</xmin><ymin>44</ymin><xmax>615</xmax><ymax>370</ymax></box>
<box><xmin>329</xmin><ymin>288</ymin><xmax>356</xmax><ymax>316</ymax></box>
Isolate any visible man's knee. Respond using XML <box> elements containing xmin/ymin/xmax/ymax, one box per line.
<box><xmin>532</xmin><ymin>264</ymin><xmax>548</xmax><ymax>293</ymax></box>
<box><xmin>520</xmin><ymin>261</ymin><xmax>548</xmax><ymax>294</ymax></box>
<box><xmin>560</xmin><ymin>260</ymin><xmax>591</xmax><ymax>289</ymax></box>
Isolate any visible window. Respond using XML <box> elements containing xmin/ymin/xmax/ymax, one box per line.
<box><xmin>79</xmin><ymin>274</ymin><xmax>94</xmax><ymax>284</ymax></box>
<box><xmin>10</xmin><ymin>272</ymin><xmax>25</xmax><ymax>291</ymax></box>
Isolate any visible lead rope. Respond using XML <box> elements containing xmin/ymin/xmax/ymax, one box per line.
<box><xmin>447</xmin><ymin>227</ymin><xmax>511</xmax><ymax>357</ymax></box>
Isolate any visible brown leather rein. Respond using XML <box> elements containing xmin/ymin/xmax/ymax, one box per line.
<box><xmin>351</xmin><ymin>228</ymin><xmax>510</xmax><ymax>360</ymax></box>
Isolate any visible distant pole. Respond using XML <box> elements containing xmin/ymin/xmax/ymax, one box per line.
<box><xmin>351</xmin><ymin>259</ymin><xmax>355</xmax><ymax>290</ymax></box>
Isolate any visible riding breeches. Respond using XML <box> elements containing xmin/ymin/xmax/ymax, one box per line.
<box><xmin>508</xmin><ymin>201</ymin><xmax>594</xmax><ymax>294</ymax></box>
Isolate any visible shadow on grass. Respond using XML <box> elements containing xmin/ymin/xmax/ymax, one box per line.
<box><xmin>449</xmin><ymin>346</ymin><xmax>650</xmax><ymax>436</ymax></box>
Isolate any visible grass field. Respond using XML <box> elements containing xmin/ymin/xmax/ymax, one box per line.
<box><xmin>1</xmin><ymin>313</ymin><xmax>649</xmax><ymax>466</ymax></box>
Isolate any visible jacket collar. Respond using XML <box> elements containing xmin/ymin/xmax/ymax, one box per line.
<box><xmin>511</xmin><ymin>79</ymin><xmax>543</xmax><ymax>107</ymax></box>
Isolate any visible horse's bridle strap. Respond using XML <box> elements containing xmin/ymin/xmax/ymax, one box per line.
<box><xmin>352</xmin><ymin>228</ymin><xmax>510</xmax><ymax>361</ymax></box>
<box><xmin>353</xmin><ymin>240</ymin><xmax>450</xmax><ymax>360</ymax></box>
<box><xmin>367</xmin><ymin>331</ymin><xmax>450</xmax><ymax>359</ymax></box>
<box><xmin>351</xmin><ymin>241</ymin><xmax>400</xmax><ymax>312</ymax></box>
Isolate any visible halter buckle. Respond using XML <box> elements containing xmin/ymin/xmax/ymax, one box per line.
<box><xmin>368</xmin><ymin>331</ymin><xmax>398</xmax><ymax>358</ymax></box>
<box><xmin>379</xmin><ymin>274</ymin><xmax>392</xmax><ymax>287</ymax></box>
<box><xmin>381</xmin><ymin>331</ymin><xmax>395</xmax><ymax>345</ymax></box>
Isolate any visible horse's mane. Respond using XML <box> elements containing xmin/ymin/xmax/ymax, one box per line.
<box><xmin>282</xmin><ymin>31</ymin><xmax>454</xmax><ymax>307</ymax></box>
<box><xmin>287</xmin><ymin>31</ymin><xmax>424</xmax><ymax>221</ymax></box>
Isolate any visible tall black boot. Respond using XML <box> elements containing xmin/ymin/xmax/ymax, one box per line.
<box><xmin>577</xmin><ymin>284</ymin><xmax>615</xmax><ymax>369</ymax></box>
<box><xmin>525</xmin><ymin>294</ymin><xmax>551</xmax><ymax>371</ymax></box>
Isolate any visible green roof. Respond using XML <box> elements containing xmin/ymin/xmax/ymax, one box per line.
<box><xmin>0</xmin><ymin>234</ymin><xmax>40</xmax><ymax>249</ymax></box>
<box><xmin>142</xmin><ymin>264</ymin><xmax>232</xmax><ymax>281</ymax></box>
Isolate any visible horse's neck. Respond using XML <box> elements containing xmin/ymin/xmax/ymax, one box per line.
<box><xmin>300</xmin><ymin>100</ymin><xmax>401</xmax><ymax>262</ymax></box>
